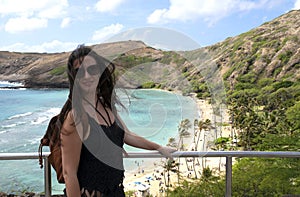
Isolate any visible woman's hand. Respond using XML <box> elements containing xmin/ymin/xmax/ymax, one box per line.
<box><xmin>157</xmin><ymin>146</ymin><xmax>177</xmax><ymax>160</ymax></box>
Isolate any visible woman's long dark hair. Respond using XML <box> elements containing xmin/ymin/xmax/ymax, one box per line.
<box><xmin>49</xmin><ymin>45</ymin><xmax>120</xmax><ymax>143</ymax></box>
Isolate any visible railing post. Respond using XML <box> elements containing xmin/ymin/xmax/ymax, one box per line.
<box><xmin>44</xmin><ymin>157</ymin><xmax>52</xmax><ymax>197</ymax></box>
<box><xmin>225</xmin><ymin>156</ymin><xmax>232</xmax><ymax>197</ymax></box>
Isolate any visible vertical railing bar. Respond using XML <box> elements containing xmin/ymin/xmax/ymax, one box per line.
<box><xmin>44</xmin><ymin>157</ymin><xmax>52</xmax><ymax>197</ymax></box>
<box><xmin>225</xmin><ymin>156</ymin><xmax>232</xmax><ymax>197</ymax></box>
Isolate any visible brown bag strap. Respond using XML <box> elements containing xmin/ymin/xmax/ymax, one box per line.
<box><xmin>38</xmin><ymin>137</ymin><xmax>50</xmax><ymax>169</ymax></box>
<box><xmin>38</xmin><ymin>143</ymin><xmax>44</xmax><ymax>168</ymax></box>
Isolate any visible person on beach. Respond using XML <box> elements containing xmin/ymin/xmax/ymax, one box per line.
<box><xmin>49</xmin><ymin>45</ymin><xmax>176</xmax><ymax>197</ymax></box>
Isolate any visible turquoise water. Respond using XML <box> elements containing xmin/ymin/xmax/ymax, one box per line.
<box><xmin>0</xmin><ymin>83</ymin><xmax>198</xmax><ymax>194</ymax></box>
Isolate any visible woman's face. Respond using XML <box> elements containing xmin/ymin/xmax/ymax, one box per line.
<box><xmin>74</xmin><ymin>56</ymin><xmax>101</xmax><ymax>93</ymax></box>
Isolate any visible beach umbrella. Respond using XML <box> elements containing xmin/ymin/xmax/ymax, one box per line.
<box><xmin>136</xmin><ymin>184</ymin><xmax>149</xmax><ymax>191</ymax></box>
<box><xmin>145</xmin><ymin>176</ymin><xmax>153</xmax><ymax>180</ymax></box>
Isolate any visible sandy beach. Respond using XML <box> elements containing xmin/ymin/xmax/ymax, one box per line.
<box><xmin>123</xmin><ymin>94</ymin><xmax>232</xmax><ymax>196</ymax></box>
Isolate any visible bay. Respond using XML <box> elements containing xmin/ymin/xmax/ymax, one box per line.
<box><xmin>0</xmin><ymin>83</ymin><xmax>198</xmax><ymax>194</ymax></box>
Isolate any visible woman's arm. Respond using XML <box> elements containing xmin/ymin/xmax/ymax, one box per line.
<box><xmin>60</xmin><ymin>111</ymin><xmax>82</xmax><ymax>197</ymax></box>
<box><xmin>124</xmin><ymin>130</ymin><xmax>160</xmax><ymax>150</ymax></box>
<box><xmin>124</xmin><ymin>130</ymin><xmax>176</xmax><ymax>159</ymax></box>
<box><xmin>117</xmin><ymin>114</ymin><xmax>177</xmax><ymax>159</ymax></box>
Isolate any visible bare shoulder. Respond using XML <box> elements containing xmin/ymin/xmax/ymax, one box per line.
<box><xmin>61</xmin><ymin>110</ymin><xmax>86</xmax><ymax>140</ymax></box>
<box><xmin>61</xmin><ymin>110</ymin><xmax>76</xmax><ymax>135</ymax></box>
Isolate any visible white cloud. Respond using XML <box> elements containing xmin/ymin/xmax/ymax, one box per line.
<box><xmin>86</xmin><ymin>6</ymin><xmax>92</xmax><ymax>11</ymax></box>
<box><xmin>95</xmin><ymin>0</ymin><xmax>125</xmax><ymax>13</ymax></box>
<box><xmin>0</xmin><ymin>40</ymin><xmax>78</xmax><ymax>53</ymax></box>
<box><xmin>61</xmin><ymin>17</ymin><xmax>71</xmax><ymax>28</ymax></box>
<box><xmin>0</xmin><ymin>0</ymin><xmax>46</xmax><ymax>15</ymax></box>
<box><xmin>37</xmin><ymin>0</ymin><xmax>68</xmax><ymax>19</ymax></box>
<box><xmin>0</xmin><ymin>0</ymin><xmax>68</xmax><ymax>18</ymax></box>
<box><xmin>5</xmin><ymin>17</ymin><xmax>48</xmax><ymax>33</ymax></box>
<box><xmin>147</xmin><ymin>0</ymin><xmax>275</xmax><ymax>25</ymax></box>
<box><xmin>37</xmin><ymin>40</ymin><xmax>77</xmax><ymax>52</ymax></box>
<box><xmin>0</xmin><ymin>0</ymin><xmax>69</xmax><ymax>33</ymax></box>
<box><xmin>92</xmin><ymin>23</ymin><xmax>124</xmax><ymax>41</ymax></box>
<box><xmin>147</xmin><ymin>9</ymin><xmax>169</xmax><ymax>24</ymax></box>
<box><xmin>294</xmin><ymin>0</ymin><xmax>300</xmax><ymax>9</ymax></box>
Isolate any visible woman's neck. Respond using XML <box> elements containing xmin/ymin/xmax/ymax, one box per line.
<box><xmin>82</xmin><ymin>94</ymin><xmax>98</xmax><ymax>107</ymax></box>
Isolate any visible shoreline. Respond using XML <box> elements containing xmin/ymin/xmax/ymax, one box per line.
<box><xmin>123</xmin><ymin>90</ymin><xmax>232</xmax><ymax>196</ymax></box>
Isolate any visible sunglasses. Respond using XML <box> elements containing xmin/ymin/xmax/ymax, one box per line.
<box><xmin>75</xmin><ymin>64</ymin><xmax>101</xmax><ymax>78</ymax></box>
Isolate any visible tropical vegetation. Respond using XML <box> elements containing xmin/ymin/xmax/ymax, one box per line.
<box><xmin>160</xmin><ymin>10</ymin><xmax>300</xmax><ymax>197</ymax></box>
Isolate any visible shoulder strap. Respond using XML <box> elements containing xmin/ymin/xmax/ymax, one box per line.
<box><xmin>84</xmin><ymin>98</ymin><xmax>113</xmax><ymax>126</ymax></box>
<box><xmin>96</xmin><ymin>99</ymin><xmax>112</xmax><ymax>125</ymax></box>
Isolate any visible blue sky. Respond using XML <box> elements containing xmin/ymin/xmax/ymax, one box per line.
<box><xmin>0</xmin><ymin>0</ymin><xmax>299</xmax><ymax>52</ymax></box>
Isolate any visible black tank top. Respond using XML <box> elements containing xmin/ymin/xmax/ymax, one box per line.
<box><xmin>77</xmin><ymin>114</ymin><xmax>125</xmax><ymax>194</ymax></box>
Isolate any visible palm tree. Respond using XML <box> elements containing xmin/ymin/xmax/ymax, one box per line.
<box><xmin>191</xmin><ymin>119</ymin><xmax>199</xmax><ymax>179</ymax></box>
<box><xmin>193</xmin><ymin>119</ymin><xmax>198</xmax><ymax>146</ymax></box>
<box><xmin>177</xmin><ymin>119</ymin><xmax>191</xmax><ymax>181</ymax></box>
<box><xmin>177</xmin><ymin>119</ymin><xmax>191</xmax><ymax>151</ymax></box>
<box><xmin>167</xmin><ymin>137</ymin><xmax>178</xmax><ymax>148</ymax></box>
<box><xmin>228</xmin><ymin>93</ymin><xmax>262</xmax><ymax>150</ymax></box>
<box><xmin>196</xmin><ymin>119</ymin><xmax>213</xmax><ymax>150</ymax></box>
<box><xmin>161</xmin><ymin>158</ymin><xmax>180</xmax><ymax>195</ymax></box>
<box><xmin>197</xmin><ymin>119</ymin><xmax>213</xmax><ymax>172</ymax></box>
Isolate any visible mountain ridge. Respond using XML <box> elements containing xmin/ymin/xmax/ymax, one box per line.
<box><xmin>0</xmin><ymin>10</ymin><xmax>299</xmax><ymax>91</ymax></box>
<box><xmin>208</xmin><ymin>10</ymin><xmax>300</xmax><ymax>87</ymax></box>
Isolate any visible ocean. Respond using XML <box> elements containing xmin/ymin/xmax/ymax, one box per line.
<box><xmin>0</xmin><ymin>81</ymin><xmax>198</xmax><ymax>194</ymax></box>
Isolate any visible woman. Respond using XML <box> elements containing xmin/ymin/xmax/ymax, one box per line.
<box><xmin>53</xmin><ymin>45</ymin><xmax>176</xmax><ymax>197</ymax></box>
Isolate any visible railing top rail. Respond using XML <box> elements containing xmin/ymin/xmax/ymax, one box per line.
<box><xmin>126</xmin><ymin>151</ymin><xmax>300</xmax><ymax>158</ymax></box>
<box><xmin>0</xmin><ymin>151</ymin><xmax>300</xmax><ymax>160</ymax></box>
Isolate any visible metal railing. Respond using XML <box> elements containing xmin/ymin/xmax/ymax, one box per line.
<box><xmin>0</xmin><ymin>151</ymin><xmax>300</xmax><ymax>197</ymax></box>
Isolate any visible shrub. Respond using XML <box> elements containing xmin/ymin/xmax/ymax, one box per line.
<box><xmin>142</xmin><ymin>81</ymin><xmax>156</xmax><ymax>88</ymax></box>
<box><xmin>50</xmin><ymin>65</ymin><xmax>67</xmax><ymax>75</ymax></box>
